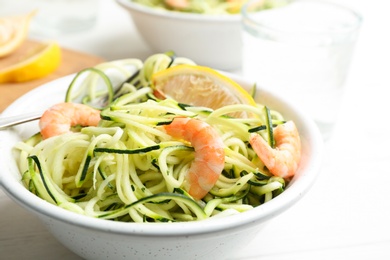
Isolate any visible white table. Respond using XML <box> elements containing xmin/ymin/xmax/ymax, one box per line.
<box><xmin>1</xmin><ymin>0</ymin><xmax>390</xmax><ymax>259</ymax></box>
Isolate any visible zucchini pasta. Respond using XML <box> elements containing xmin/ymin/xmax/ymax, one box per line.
<box><xmin>15</xmin><ymin>53</ymin><xmax>294</xmax><ymax>223</ymax></box>
<box><xmin>132</xmin><ymin>0</ymin><xmax>282</xmax><ymax>15</ymax></box>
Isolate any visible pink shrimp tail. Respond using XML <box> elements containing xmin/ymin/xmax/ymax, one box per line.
<box><xmin>39</xmin><ymin>102</ymin><xmax>101</xmax><ymax>139</ymax></box>
<box><xmin>164</xmin><ymin>117</ymin><xmax>225</xmax><ymax>200</ymax></box>
<box><xmin>249</xmin><ymin>121</ymin><xmax>301</xmax><ymax>178</ymax></box>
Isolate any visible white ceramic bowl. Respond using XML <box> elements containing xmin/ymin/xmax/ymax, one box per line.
<box><xmin>0</xmin><ymin>72</ymin><xmax>323</xmax><ymax>260</ymax></box>
<box><xmin>116</xmin><ymin>0</ymin><xmax>242</xmax><ymax>71</ymax></box>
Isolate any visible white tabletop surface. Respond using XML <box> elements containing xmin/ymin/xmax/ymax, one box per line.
<box><xmin>1</xmin><ymin>0</ymin><xmax>390</xmax><ymax>259</ymax></box>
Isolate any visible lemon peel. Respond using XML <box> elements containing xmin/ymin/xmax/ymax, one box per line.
<box><xmin>151</xmin><ymin>64</ymin><xmax>257</xmax><ymax>115</ymax></box>
<box><xmin>0</xmin><ymin>41</ymin><xmax>62</xmax><ymax>83</ymax></box>
<box><xmin>0</xmin><ymin>11</ymin><xmax>36</xmax><ymax>58</ymax></box>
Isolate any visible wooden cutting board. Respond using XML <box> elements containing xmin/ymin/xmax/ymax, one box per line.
<box><xmin>0</xmin><ymin>39</ymin><xmax>105</xmax><ymax>112</ymax></box>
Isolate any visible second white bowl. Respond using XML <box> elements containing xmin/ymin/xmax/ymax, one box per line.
<box><xmin>116</xmin><ymin>0</ymin><xmax>242</xmax><ymax>71</ymax></box>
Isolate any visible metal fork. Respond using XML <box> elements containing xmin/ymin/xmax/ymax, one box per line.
<box><xmin>0</xmin><ymin>111</ymin><xmax>43</xmax><ymax>130</ymax></box>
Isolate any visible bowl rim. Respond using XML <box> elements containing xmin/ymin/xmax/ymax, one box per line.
<box><xmin>115</xmin><ymin>0</ymin><xmax>241</xmax><ymax>22</ymax></box>
<box><xmin>0</xmin><ymin>72</ymin><xmax>323</xmax><ymax>236</ymax></box>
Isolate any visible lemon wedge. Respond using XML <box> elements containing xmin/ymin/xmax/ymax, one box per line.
<box><xmin>227</xmin><ymin>0</ymin><xmax>247</xmax><ymax>14</ymax></box>
<box><xmin>152</xmin><ymin>64</ymin><xmax>256</xmax><ymax>114</ymax></box>
<box><xmin>0</xmin><ymin>41</ymin><xmax>61</xmax><ymax>83</ymax></box>
<box><xmin>0</xmin><ymin>11</ymin><xmax>36</xmax><ymax>58</ymax></box>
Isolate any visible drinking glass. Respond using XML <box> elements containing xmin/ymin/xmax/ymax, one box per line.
<box><xmin>241</xmin><ymin>0</ymin><xmax>362</xmax><ymax>140</ymax></box>
<box><xmin>32</xmin><ymin>0</ymin><xmax>99</xmax><ymax>35</ymax></box>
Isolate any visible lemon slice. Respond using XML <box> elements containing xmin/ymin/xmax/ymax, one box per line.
<box><xmin>227</xmin><ymin>0</ymin><xmax>247</xmax><ymax>14</ymax></box>
<box><xmin>152</xmin><ymin>64</ymin><xmax>256</xmax><ymax>115</ymax></box>
<box><xmin>0</xmin><ymin>11</ymin><xmax>36</xmax><ymax>58</ymax></box>
<box><xmin>0</xmin><ymin>41</ymin><xmax>61</xmax><ymax>83</ymax></box>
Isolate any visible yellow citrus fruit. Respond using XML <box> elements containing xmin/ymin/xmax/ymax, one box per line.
<box><xmin>227</xmin><ymin>0</ymin><xmax>247</xmax><ymax>14</ymax></box>
<box><xmin>0</xmin><ymin>41</ymin><xmax>61</xmax><ymax>83</ymax></box>
<box><xmin>151</xmin><ymin>64</ymin><xmax>256</xmax><ymax>116</ymax></box>
<box><xmin>0</xmin><ymin>11</ymin><xmax>36</xmax><ymax>58</ymax></box>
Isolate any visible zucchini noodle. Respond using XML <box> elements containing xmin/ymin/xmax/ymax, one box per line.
<box><xmin>132</xmin><ymin>0</ymin><xmax>285</xmax><ymax>15</ymax></box>
<box><xmin>15</xmin><ymin>52</ymin><xmax>289</xmax><ymax>223</ymax></box>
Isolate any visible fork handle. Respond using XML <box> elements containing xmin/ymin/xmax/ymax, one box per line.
<box><xmin>0</xmin><ymin>111</ymin><xmax>42</xmax><ymax>129</ymax></box>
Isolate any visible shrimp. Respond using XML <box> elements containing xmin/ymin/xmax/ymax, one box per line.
<box><xmin>39</xmin><ymin>102</ymin><xmax>101</xmax><ymax>139</ymax></box>
<box><xmin>164</xmin><ymin>0</ymin><xmax>189</xmax><ymax>10</ymax></box>
<box><xmin>164</xmin><ymin>117</ymin><xmax>225</xmax><ymax>200</ymax></box>
<box><xmin>249</xmin><ymin>121</ymin><xmax>301</xmax><ymax>179</ymax></box>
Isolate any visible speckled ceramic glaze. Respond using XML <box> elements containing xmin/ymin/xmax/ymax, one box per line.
<box><xmin>0</xmin><ymin>73</ymin><xmax>323</xmax><ymax>260</ymax></box>
<box><xmin>116</xmin><ymin>0</ymin><xmax>242</xmax><ymax>71</ymax></box>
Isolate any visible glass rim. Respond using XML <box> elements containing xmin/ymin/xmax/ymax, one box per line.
<box><xmin>241</xmin><ymin>0</ymin><xmax>363</xmax><ymax>36</ymax></box>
